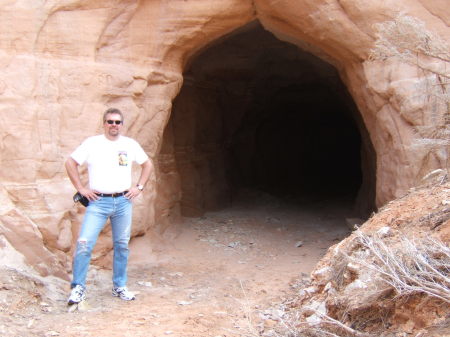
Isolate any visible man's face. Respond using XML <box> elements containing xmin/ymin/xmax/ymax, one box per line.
<box><xmin>103</xmin><ymin>113</ymin><xmax>123</xmax><ymax>138</ymax></box>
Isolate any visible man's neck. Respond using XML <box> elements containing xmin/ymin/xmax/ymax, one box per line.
<box><xmin>104</xmin><ymin>134</ymin><xmax>120</xmax><ymax>141</ymax></box>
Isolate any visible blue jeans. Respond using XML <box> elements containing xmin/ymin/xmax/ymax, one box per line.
<box><xmin>71</xmin><ymin>196</ymin><xmax>132</xmax><ymax>288</ymax></box>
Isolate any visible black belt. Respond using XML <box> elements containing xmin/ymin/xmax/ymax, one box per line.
<box><xmin>96</xmin><ymin>191</ymin><xmax>128</xmax><ymax>197</ymax></box>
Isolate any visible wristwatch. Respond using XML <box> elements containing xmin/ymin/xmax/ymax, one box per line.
<box><xmin>137</xmin><ymin>184</ymin><xmax>144</xmax><ymax>191</ymax></box>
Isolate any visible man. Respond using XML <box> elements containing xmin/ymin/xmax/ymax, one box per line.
<box><xmin>65</xmin><ymin>108</ymin><xmax>152</xmax><ymax>304</ymax></box>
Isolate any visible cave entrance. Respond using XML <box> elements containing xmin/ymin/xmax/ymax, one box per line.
<box><xmin>160</xmin><ymin>21</ymin><xmax>376</xmax><ymax>222</ymax></box>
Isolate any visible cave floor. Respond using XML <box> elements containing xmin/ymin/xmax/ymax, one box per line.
<box><xmin>3</xmin><ymin>192</ymin><xmax>355</xmax><ymax>337</ymax></box>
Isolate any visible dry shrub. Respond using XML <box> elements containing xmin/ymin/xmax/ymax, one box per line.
<box><xmin>352</xmin><ymin>230</ymin><xmax>450</xmax><ymax>304</ymax></box>
<box><xmin>369</xmin><ymin>14</ymin><xmax>450</xmax><ymax>75</ymax></box>
<box><xmin>273</xmin><ymin>231</ymin><xmax>449</xmax><ymax>337</ymax></box>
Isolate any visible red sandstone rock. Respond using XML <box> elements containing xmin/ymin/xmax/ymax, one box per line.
<box><xmin>0</xmin><ymin>1</ymin><xmax>447</xmax><ymax>279</ymax></box>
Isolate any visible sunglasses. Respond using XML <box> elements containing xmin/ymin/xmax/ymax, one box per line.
<box><xmin>106</xmin><ymin>120</ymin><xmax>122</xmax><ymax>125</ymax></box>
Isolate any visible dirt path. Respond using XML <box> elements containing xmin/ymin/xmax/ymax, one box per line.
<box><xmin>2</xmin><ymin>195</ymin><xmax>354</xmax><ymax>337</ymax></box>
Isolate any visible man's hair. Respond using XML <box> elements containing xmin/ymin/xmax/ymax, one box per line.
<box><xmin>103</xmin><ymin>108</ymin><xmax>124</xmax><ymax>123</ymax></box>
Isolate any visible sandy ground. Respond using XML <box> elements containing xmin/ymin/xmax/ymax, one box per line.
<box><xmin>1</xmin><ymin>194</ymin><xmax>355</xmax><ymax>337</ymax></box>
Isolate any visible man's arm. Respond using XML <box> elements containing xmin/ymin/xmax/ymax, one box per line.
<box><xmin>125</xmin><ymin>159</ymin><xmax>153</xmax><ymax>200</ymax></box>
<box><xmin>65</xmin><ymin>157</ymin><xmax>99</xmax><ymax>201</ymax></box>
<box><xmin>137</xmin><ymin>159</ymin><xmax>153</xmax><ymax>187</ymax></box>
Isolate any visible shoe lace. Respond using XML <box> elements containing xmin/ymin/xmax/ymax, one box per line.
<box><xmin>116</xmin><ymin>286</ymin><xmax>129</xmax><ymax>294</ymax></box>
<box><xmin>73</xmin><ymin>285</ymin><xmax>84</xmax><ymax>296</ymax></box>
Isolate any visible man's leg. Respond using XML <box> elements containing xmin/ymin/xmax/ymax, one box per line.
<box><xmin>110</xmin><ymin>196</ymin><xmax>132</xmax><ymax>288</ymax></box>
<box><xmin>71</xmin><ymin>198</ymin><xmax>111</xmax><ymax>288</ymax></box>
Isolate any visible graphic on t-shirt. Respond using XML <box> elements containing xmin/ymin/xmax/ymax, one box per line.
<box><xmin>118</xmin><ymin>151</ymin><xmax>128</xmax><ymax>166</ymax></box>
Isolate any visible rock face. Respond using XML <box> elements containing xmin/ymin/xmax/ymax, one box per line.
<box><xmin>0</xmin><ymin>1</ymin><xmax>448</xmax><ymax>277</ymax></box>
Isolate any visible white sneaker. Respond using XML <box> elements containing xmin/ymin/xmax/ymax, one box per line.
<box><xmin>68</xmin><ymin>285</ymin><xmax>86</xmax><ymax>305</ymax></box>
<box><xmin>112</xmin><ymin>286</ymin><xmax>135</xmax><ymax>301</ymax></box>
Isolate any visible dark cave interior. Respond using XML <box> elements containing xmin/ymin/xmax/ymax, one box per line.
<box><xmin>160</xmin><ymin>21</ymin><xmax>376</xmax><ymax>218</ymax></box>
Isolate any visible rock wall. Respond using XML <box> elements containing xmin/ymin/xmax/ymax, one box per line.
<box><xmin>0</xmin><ymin>0</ymin><xmax>448</xmax><ymax>277</ymax></box>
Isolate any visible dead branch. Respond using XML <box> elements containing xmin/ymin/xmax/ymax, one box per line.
<box><xmin>352</xmin><ymin>231</ymin><xmax>450</xmax><ymax>303</ymax></box>
<box><xmin>298</xmin><ymin>308</ymin><xmax>373</xmax><ymax>337</ymax></box>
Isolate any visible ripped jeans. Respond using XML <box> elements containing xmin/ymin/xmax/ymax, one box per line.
<box><xmin>71</xmin><ymin>195</ymin><xmax>132</xmax><ymax>288</ymax></box>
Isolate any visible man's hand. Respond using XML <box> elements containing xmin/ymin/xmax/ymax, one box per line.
<box><xmin>78</xmin><ymin>187</ymin><xmax>100</xmax><ymax>201</ymax></box>
<box><xmin>125</xmin><ymin>186</ymin><xmax>141</xmax><ymax>200</ymax></box>
<box><xmin>125</xmin><ymin>159</ymin><xmax>152</xmax><ymax>200</ymax></box>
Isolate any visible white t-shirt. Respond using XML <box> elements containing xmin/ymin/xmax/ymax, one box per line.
<box><xmin>71</xmin><ymin>135</ymin><xmax>149</xmax><ymax>193</ymax></box>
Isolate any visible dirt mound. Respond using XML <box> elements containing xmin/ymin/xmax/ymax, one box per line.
<box><xmin>267</xmin><ymin>180</ymin><xmax>449</xmax><ymax>337</ymax></box>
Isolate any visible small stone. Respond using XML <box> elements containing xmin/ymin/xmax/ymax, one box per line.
<box><xmin>324</xmin><ymin>282</ymin><xmax>333</xmax><ymax>291</ymax></box>
<box><xmin>177</xmin><ymin>300</ymin><xmax>192</xmax><ymax>306</ymax></box>
<box><xmin>347</xmin><ymin>279</ymin><xmax>367</xmax><ymax>290</ymax></box>
<box><xmin>266</xmin><ymin>217</ymin><xmax>280</xmax><ymax>223</ymax></box>
<box><xmin>295</xmin><ymin>241</ymin><xmax>303</xmax><ymax>247</ymax></box>
<box><xmin>168</xmin><ymin>272</ymin><xmax>184</xmax><ymax>277</ymax></box>
<box><xmin>377</xmin><ymin>226</ymin><xmax>391</xmax><ymax>237</ymax></box>
<box><xmin>214</xmin><ymin>311</ymin><xmax>228</xmax><ymax>316</ymax></box>
<box><xmin>77</xmin><ymin>300</ymin><xmax>90</xmax><ymax>312</ymax></box>
<box><xmin>228</xmin><ymin>241</ymin><xmax>240</xmax><ymax>248</ymax></box>
<box><xmin>41</xmin><ymin>306</ymin><xmax>52</xmax><ymax>312</ymax></box>
<box><xmin>347</xmin><ymin>262</ymin><xmax>360</xmax><ymax>273</ymax></box>
<box><xmin>137</xmin><ymin>281</ymin><xmax>153</xmax><ymax>287</ymax></box>
<box><xmin>302</xmin><ymin>286</ymin><xmax>318</xmax><ymax>296</ymax></box>
<box><xmin>345</xmin><ymin>218</ymin><xmax>363</xmax><ymax>230</ymax></box>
